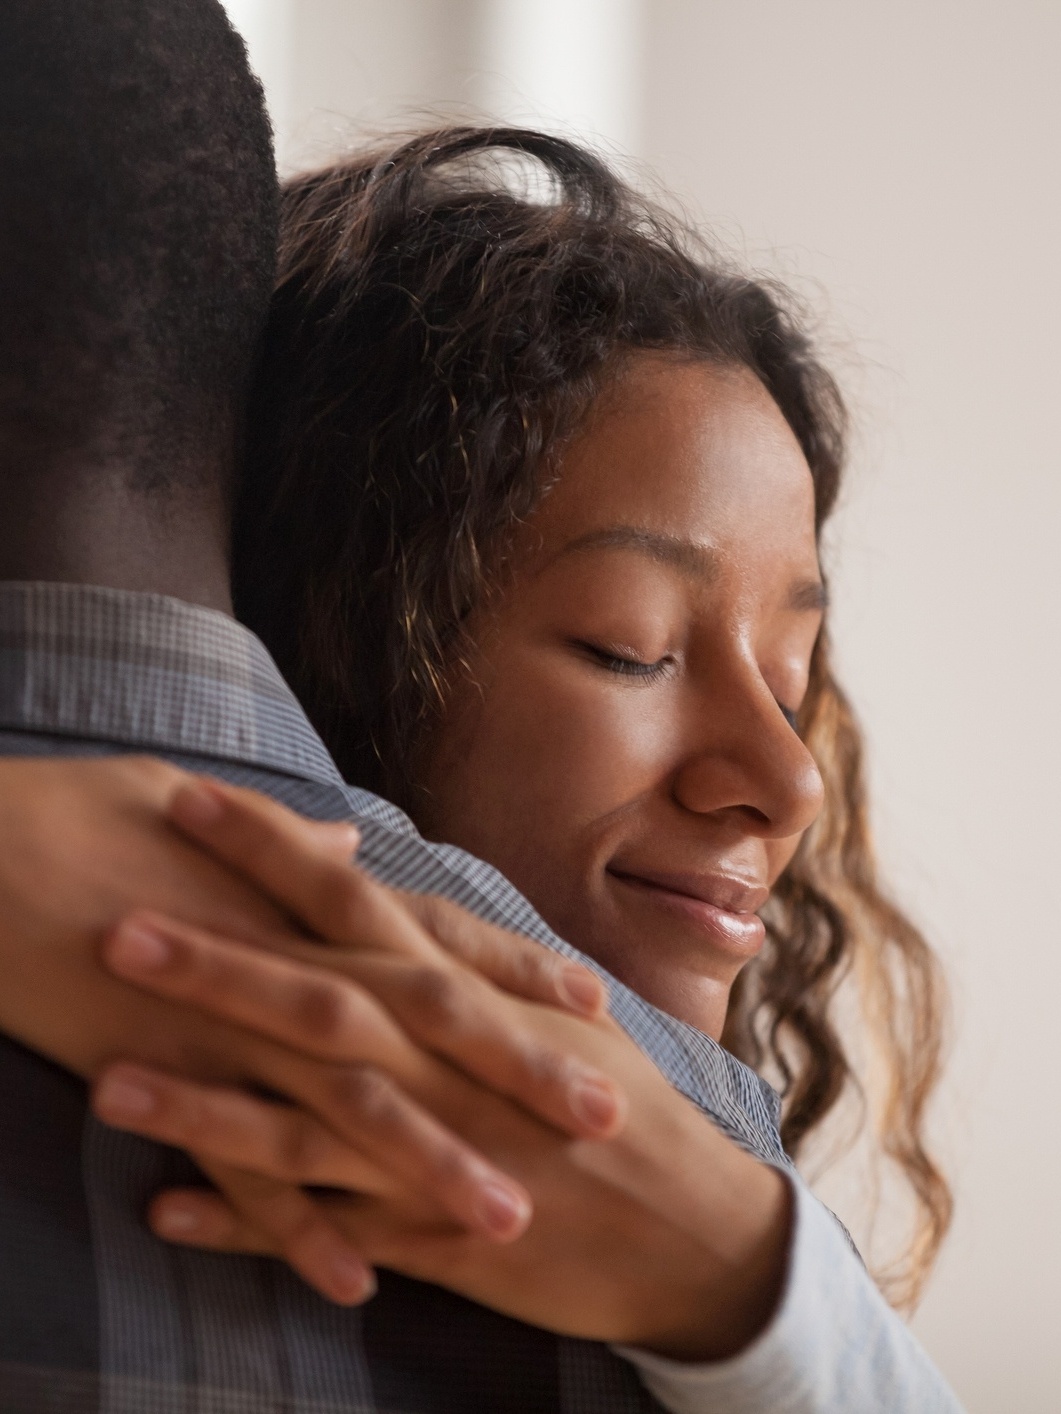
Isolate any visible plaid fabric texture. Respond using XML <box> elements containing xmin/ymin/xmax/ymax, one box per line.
<box><xmin>0</xmin><ymin>582</ymin><xmax>790</xmax><ymax>1414</ymax></box>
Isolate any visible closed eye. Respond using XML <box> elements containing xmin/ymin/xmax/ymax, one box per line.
<box><xmin>577</xmin><ymin>642</ymin><xmax>672</xmax><ymax>681</ymax></box>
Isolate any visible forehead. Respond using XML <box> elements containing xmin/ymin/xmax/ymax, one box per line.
<box><xmin>529</xmin><ymin>357</ymin><xmax>818</xmax><ymax>570</ymax></box>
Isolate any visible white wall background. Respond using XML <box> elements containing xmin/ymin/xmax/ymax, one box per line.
<box><xmin>224</xmin><ymin>4</ymin><xmax>1061</xmax><ymax>1409</ymax></box>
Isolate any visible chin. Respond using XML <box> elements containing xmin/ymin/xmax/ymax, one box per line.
<box><xmin>565</xmin><ymin>898</ymin><xmax>740</xmax><ymax>1040</ymax></box>
<box><xmin>617</xmin><ymin>954</ymin><xmax>734</xmax><ymax>1039</ymax></box>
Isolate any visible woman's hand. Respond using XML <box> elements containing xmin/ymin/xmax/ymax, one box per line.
<box><xmin>97</xmin><ymin>914</ymin><xmax>791</xmax><ymax>1358</ymax></box>
<box><xmin>93</xmin><ymin>900</ymin><xmax>626</xmax><ymax>1277</ymax></box>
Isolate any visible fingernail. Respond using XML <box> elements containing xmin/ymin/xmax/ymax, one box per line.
<box><xmin>476</xmin><ymin>1180</ymin><xmax>531</xmax><ymax>1238</ymax></box>
<box><xmin>571</xmin><ymin>1076</ymin><xmax>620</xmax><ymax>1132</ymax></box>
<box><xmin>171</xmin><ymin>781</ymin><xmax>225</xmax><ymax>829</ymax></box>
<box><xmin>96</xmin><ymin>1072</ymin><xmax>157</xmax><ymax>1120</ymax></box>
<box><xmin>153</xmin><ymin>1200</ymin><xmax>201</xmax><ymax>1237</ymax></box>
<box><xmin>108</xmin><ymin>921</ymin><xmax>173</xmax><ymax>973</ymax></box>
<box><xmin>329</xmin><ymin>1248</ymin><xmax>376</xmax><ymax>1303</ymax></box>
<box><xmin>557</xmin><ymin>964</ymin><xmax>605</xmax><ymax>1015</ymax></box>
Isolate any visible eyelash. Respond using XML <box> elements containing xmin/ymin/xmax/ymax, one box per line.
<box><xmin>579</xmin><ymin>643</ymin><xmax>672</xmax><ymax>680</ymax></box>
<box><xmin>580</xmin><ymin>642</ymin><xmax>803</xmax><ymax>727</ymax></box>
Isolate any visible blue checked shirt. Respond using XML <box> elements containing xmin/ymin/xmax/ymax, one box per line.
<box><xmin>0</xmin><ymin>582</ymin><xmax>962</xmax><ymax>1414</ymax></box>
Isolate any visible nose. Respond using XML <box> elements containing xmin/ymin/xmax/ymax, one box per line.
<box><xmin>671</xmin><ymin>670</ymin><xmax>824</xmax><ymax>839</ymax></box>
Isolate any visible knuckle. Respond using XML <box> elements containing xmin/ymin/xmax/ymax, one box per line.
<box><xmin>513</xmin><ymin>1034</ymin><xmax>569</xmax><ymax>1091</ymax></box>
<box><xmin>410</xmin><ymin>893</ymin><xmax>457</xmax><ymax>947</ymax></box>
<box><xmin>157</xmin><ymin>926</ymin><xmax>234</xmax><ymax>990</ymax></box>
<box><xmin>328</xmin><ymin>1064</ymin><xmax>403</xmax><ymax>1133</ymax></box>
<box><xmin>401</xmin><ymin>965</ymin><xmax>468</xmax><ymax>1036</ymax></box>
<box><xmin>510</xmin><ymin>948</ymin><xmax>549</xmax><ymax>993</ymax></box>
<box><xmin>290</xmin><ymin>978</ymin><xmax>360</xmax><ymax>1053</ymax></box>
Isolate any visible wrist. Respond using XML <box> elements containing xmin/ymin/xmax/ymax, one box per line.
<box><xmin>633</xmin><ymin>1161</ymin><xmax>794</xmax><ymax>1363</ymax></box>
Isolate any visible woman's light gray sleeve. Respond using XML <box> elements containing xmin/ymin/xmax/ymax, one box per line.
<box><xmin>612</xmin><ymin>1177</ymin><xmax>965</xmax><ymax>1414</ymax></box>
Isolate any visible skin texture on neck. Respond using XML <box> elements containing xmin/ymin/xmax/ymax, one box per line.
<box><xmin>0</xmin><ymin>462</ymin><xmax>234</xmax><ymax>613</ymax></box>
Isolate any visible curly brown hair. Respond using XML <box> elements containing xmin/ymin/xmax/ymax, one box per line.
<box><xmin>234</xmin><ymin>125</ymin><xmax>951</xmax><ymax>1308</ymax></box>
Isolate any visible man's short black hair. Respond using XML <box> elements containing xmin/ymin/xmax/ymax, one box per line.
<box><xmin>0</xmin><ymin>0</ymin><xmax>278</xmax><ymax>489</ymax></box>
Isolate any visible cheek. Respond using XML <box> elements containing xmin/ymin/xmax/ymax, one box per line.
<box><xmin>499</xmin><ymin>666</ymin><xmax>674</xmax><ymax>823</ymax></box>
<box><xmin>425</xmin><ymin>656</ymin><xmax>673</xmax><ymax>860</ymax></box>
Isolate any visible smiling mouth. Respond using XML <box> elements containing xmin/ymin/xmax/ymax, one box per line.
<box><xmin>606</xmin><ymin>867</ymin><xmax>767</xmax><ymax>957</ymax></box>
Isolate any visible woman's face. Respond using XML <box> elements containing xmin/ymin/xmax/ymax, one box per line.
<box><xmin>415</xmin><ymin>358</ymin><xmax>825</xmax><ymax>1038</ymax></box>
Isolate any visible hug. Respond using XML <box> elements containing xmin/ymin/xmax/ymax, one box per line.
<box><xmin>0</xmin><ymin>0</ymin><xmax>962</xmax><ymax>1410</ymax></box>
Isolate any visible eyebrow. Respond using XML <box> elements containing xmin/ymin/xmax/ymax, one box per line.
<box><xmin>550</xmin><ymin>526</ymin><xmax>719</xmax><ymax>579</ymax></box>
<box><xmin>549</xmin><ymin>525</ymin><xmax>828</xmax><ymax>612</ymax></box>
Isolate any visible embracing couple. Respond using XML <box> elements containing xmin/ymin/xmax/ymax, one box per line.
<box><xmin>0</xmin><ymin>1</ymin><xmax>963</xmax><ymax>1410</ymax></box>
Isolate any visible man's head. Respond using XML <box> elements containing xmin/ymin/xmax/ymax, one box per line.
<box><xmin>0</xmin><ymin>0</ymin><xmax>277</xmax><ymax>495</ymax></box>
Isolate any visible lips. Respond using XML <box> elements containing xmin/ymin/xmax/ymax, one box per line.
<box><xmin>605</xmin><ymin>864</ymin><xmax>768</xmax><ymax>956</ymax></box>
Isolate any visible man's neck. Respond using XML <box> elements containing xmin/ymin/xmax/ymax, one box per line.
<box><xmin>0</xmin><ymin>465</ymin><xmax>234</xmax><ymax>614</ymax></box>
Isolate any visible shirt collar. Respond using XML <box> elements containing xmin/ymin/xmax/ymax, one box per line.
<box><xmin>0</xmin><ymin>581</ymin><xmax>345</xmax><ymax>787</ymax></box>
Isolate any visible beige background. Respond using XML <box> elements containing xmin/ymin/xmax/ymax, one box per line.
<box><xmin>224</xmin><ymin>3</ymin><xmax>1061</xmax><ymax>1408</ymax></box>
